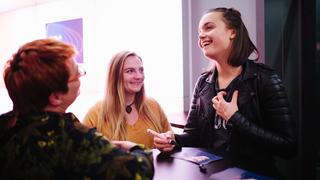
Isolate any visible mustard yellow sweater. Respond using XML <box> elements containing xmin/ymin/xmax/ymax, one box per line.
<box><xmin>82</xmin><ymin>97</ymin><xmax>171</xmax><ymax>148</ymax></box>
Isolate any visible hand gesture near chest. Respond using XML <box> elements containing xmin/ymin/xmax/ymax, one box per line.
<box><xmin>212</xmin><ymin>90</ymin><xmax>239</xmax><ymax>122</ymax></box>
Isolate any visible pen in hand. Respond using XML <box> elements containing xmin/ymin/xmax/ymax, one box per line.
<box><xmin>147</xmin><ymin>129</ymin><xmax>176</xmax><ymax>145</ymax></box>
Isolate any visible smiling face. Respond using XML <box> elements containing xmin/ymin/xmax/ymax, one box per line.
<box><xmin>198</xmin><ymin>11</ymin><xmax>236</xmax><ymax>62</ymax></box>
<box><xmin>122</xmin><ymin>55</ymin><xmax>144</xmax><ymax>96</ymax></box>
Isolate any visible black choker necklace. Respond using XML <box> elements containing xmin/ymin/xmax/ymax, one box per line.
<box><xmin>126</xmin><ymin>101</ymin><xmax>135</xmax><ymax>114</ymax></box>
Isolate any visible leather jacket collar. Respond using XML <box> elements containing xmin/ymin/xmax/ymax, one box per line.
<box><xmin>204</xmin><ymin>60</ymin><xmax>259</xmax><ymax>84</ymax></box>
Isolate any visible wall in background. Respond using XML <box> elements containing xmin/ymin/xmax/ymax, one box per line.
<box><xmin>0</xmin><ymin>0</ymin><xmax>183</xmax><ymax>120</ymax></box>
<box><xmin>0</xmin><ymin>0</ymin><xmax>264</xmax><ymax>120</ymax></box>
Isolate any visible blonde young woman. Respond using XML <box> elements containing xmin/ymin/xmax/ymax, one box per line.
<box><xmin>83</xmin><ymin>51</ymin><xmax>172</xmax><ymax>148</ymax></box>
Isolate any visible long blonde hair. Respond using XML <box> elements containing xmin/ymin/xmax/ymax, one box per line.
<box><xmin>96</xmin><ymin>51</ymin><xmax>164</xmax><ymax>140</ymax></box>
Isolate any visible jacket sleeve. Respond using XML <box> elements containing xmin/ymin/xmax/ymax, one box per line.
<box><xmin>229</xmin><ymin>71</ymin><xmax>296</xmax><ymax>158</ymax></box>
<box><xmin>74</xmin><ymin>127</ymin><xmax>154</xmax><ymax>180</ymax></box>
<box><xmin>175</xmin><ymin>74</ymin><xmax>207</xmax><ymax>147</ymax></box>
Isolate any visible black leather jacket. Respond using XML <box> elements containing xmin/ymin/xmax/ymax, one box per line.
<box><xmin>175</xmin><ymin>60</ymin><xmax>296</xmax><ymax>176</ymax></box>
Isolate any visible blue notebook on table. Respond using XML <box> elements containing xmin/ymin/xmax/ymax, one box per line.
<box><xmin>170</xmin><ymin>149</ymin><xmax>222</xmax><ymax>165</ymax></box>
<box><xmin>209</xmin><ymin>167</ymin><xmax>276</xmax><ymax>180</ymax></box>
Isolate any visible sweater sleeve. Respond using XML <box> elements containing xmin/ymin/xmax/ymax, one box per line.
<box><xmin>154</xmin><ymin>99</ymin><xmax>172</xmax><ymax>132</ymax></box>
<box><xmin>145</xmin><ymin>97</ymin><xmax>172</xmax><ymax>133</ymax></box>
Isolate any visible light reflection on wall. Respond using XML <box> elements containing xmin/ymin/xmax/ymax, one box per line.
<box><xmin>0</xmin><ymin>0</ymin><xmax>183</xmax><ymax>121</ymax></box>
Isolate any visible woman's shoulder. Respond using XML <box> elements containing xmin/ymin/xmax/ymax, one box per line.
<box><xmin>247</xmin><ymin>60</ymin><xmax>276</xmax><ymax>74</ymax></box>
<box><xmin>192</xmin><ymin>70</ymin><xmax>213</xmax><ymax>92</ymax></box>
<box><xmin>82</xmin><ymin>101</ymin><xmax>104</xmax><ymax>126</ymax></box>
<box><xmin>200</xmin><ymin>70</ymin><xmax>213</xmax><ymax>79</ymax></box>
<box><xmin>246</xmin><ymin>61</ymin><xmax>283</xmax><ymax>87</ymax></box>
<box><xmin>0</xmin><ymin>111</ymin><xmax>15</xmax><ymax>127</ymax></box>
<box><xmin>86</xmin><ymin>100</ymin><xmax>104</xmax><ymax>113</ymax></box>
<box><xmin>145</xmin><ymin>97</ymin><xmax>167</xmax><ymax>113</ymax></box>
<box><xmin>0</xmin><ymin>111</ymin><xmax>14</xmax><ymax>119</ymax></box>
<box><xmin>144</xmin><ymin>97</ymin><xmax>159</xmax><ymax>107</ymax></box>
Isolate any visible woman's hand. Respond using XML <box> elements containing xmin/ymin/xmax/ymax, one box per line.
<box><xmin>212</xmin><ymin>90</ymin><xmax>239</xmax><ymax>122</ymax></box>
<box><xmin>112</xmin><ymin>140</ymin><xmax>137</xmax><ymax>151</ymax></box>
<box><xmin>147</xmin><ymin>129</ymin><xmax>175</xmax><ymax>152</ymax></box>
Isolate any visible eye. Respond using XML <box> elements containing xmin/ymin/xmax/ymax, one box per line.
<box><xmin>202</xmin><ymin>22</ymin><xmax>215</xmax><ymax>31</ymax></box>
<box><xmin>125</xmin><ymin>69</ymin><xmax>134</xmax><ymax>73</ymax></box>
<box><xmin>205</xmin><ymin>25</ymin><xmax>214</xmax><ymax>31</ymax></box>
<box><xmin>139</xmin><ymin>67</ymin><xmax>144</xmax><ymax>73</ymax></box>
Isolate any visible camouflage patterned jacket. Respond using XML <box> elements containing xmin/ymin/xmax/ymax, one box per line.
<box><xmin>0</xmin><ymin>111</ymin><xmax>154</xmax><ymax>180</ymax></box>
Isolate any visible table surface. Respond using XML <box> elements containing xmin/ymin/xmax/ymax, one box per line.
<box><xmin>152</xmin><ymin>147</ymin><xmax>230</xmax><ymax>180</ymax></box>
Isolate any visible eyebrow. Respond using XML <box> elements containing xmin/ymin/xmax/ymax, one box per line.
<box><xmin>199</xmin><ymin>22</ymin><xmax>214</xmax><ymax>31</ymax></box>
<box><xmin>124</xmin><ymin>65</ymin><xmax>143</xmax><ymax>69</ymax></box>
<box><xmin>203</xmin><ymin>22</ymin><xmax>214</xmax><ymax>27</ymax></box>
<box><xmin>123</xmin><ymin>67</ymin><xmax>134</xmax><ymax>70</ymax></box>
<box><xmin>123</xmin><ymin>67</ymin><xmax>139</xmax><ymax>71</ymax></box>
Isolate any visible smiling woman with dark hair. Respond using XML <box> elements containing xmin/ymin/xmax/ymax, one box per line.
<box><xmin>151</xmin><ymin>7</ymin><xmax>296</xmax><ymax>178</ymax></box>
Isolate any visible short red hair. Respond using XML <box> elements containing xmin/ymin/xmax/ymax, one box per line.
<box><xmin>4</xmin><ymin>38</ymin><xmax>76</xmax><ymax>114</ymax></box>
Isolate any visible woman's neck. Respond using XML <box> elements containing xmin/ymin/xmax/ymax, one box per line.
<box><xmin>215</xmin><ymin>62</ymin><xmax>242</xmax><ymax>78</ymax></box>
<box><xmin>126</xmin><ymin>94</ymin><xmax>135</xmax><ymax>105</ymax></box>
<box><xmin>215</xmin><ymin>62</ymin><xmax>242</xmax><ymax>89</ymax></box>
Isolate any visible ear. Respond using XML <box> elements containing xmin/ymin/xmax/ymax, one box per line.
<box><xmin>48</xmin><ymin>92</ymin><xmax>62</xmax><ymax>106</ymax></box>
<box><xmin>229</xmin><ymin>29</ymin><xmax>236</xmax><ymax>40</ymax></box>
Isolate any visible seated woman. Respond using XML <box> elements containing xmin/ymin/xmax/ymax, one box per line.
<box><xmin>0</xmin><ymin>39</ymin><xmax>154</xmax><ymax>179</ymax></box>
<box><xmin>83</xmin><ymin>50</ymin><xmax>172</xmax><ymax>148</ymax></box>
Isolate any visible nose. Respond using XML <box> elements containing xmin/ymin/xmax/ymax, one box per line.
<box><xmin>135</xmin><ymin>71</ymin><xmax>144</xmax><ymax>79</ymax></box>
<box><xmin>198</xmin><ymin>32</ymin><xmax>205</xmax><ymax>48</ymax></box>
<box><xmin>198</xmin><ymin>31</ymin><xmax>206</xmax><ymax>40</ymax></box>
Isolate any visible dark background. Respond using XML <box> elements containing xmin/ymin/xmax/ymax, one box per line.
<box><xmin>265</xmin><ymin>0</ymin><xmax>320</xmax><ymax>179</ymax></box>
